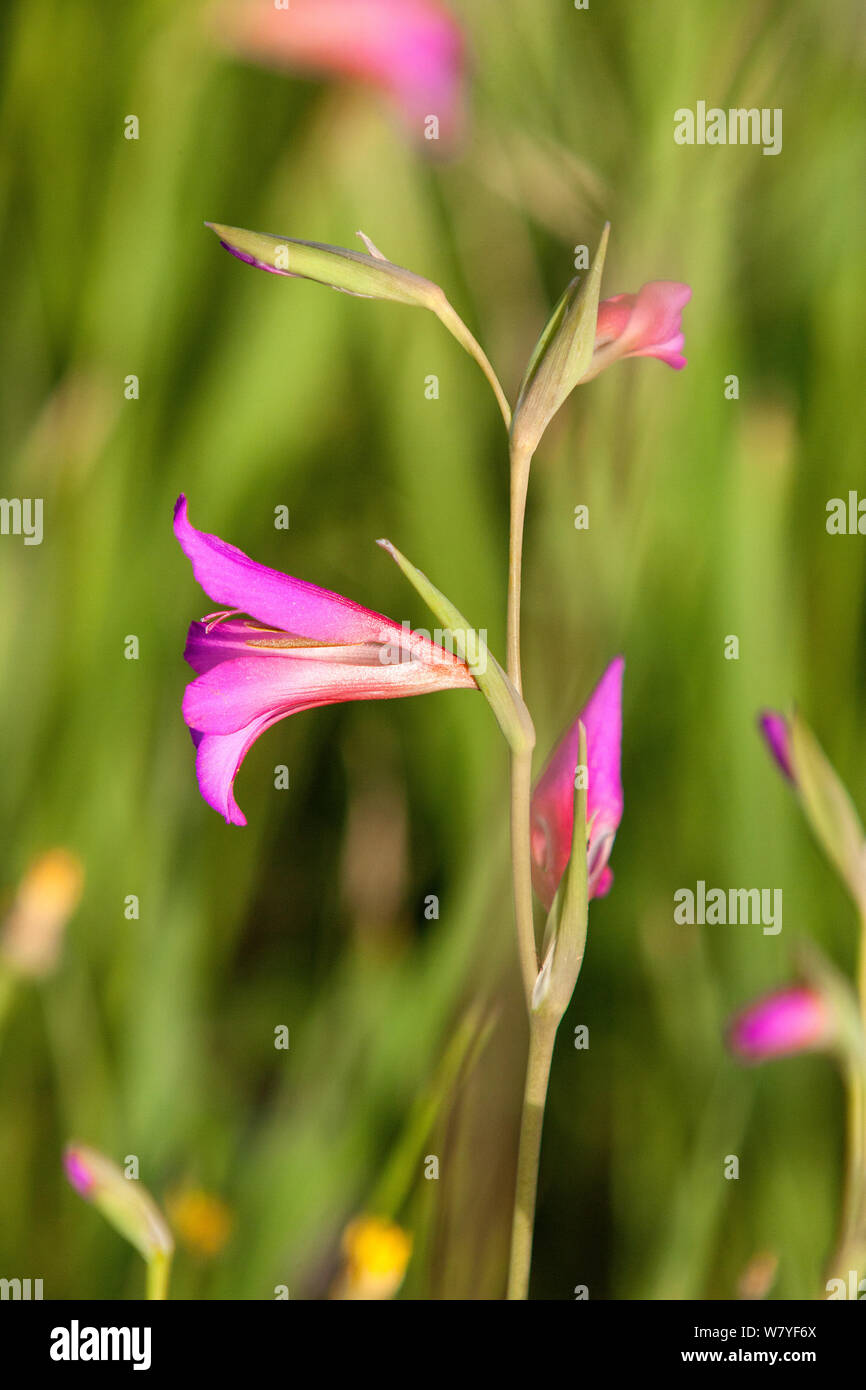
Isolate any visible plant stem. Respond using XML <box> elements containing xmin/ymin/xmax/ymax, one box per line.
<box><xmin>146</xmin><ymin>1250</ymin><xmax>172</xmax><ymax>1301</ymax></box>
<box><xmin>506</xmin><ymin>441</ymin><xmax>537</xmax><ymax>1011</ymax></box>
<box><xmin>511</xmin><ymin>748</ymin><xmax>538</xmax><ymax>1005</ymax></box>
<box><xmin>506</xmin><ymin>1013</ymin><xmax>558</xmax><ymax>1299</ymax></box>
<box><xmin>507</xmin><ymin>445</ymin><xmax>532</xmax><ymax>695</ymax></box>
<box><xmin>433</xmin><ymin>297</ymin><xmax>512</xmax><ymax>431</ymax></box>
<box><xmin>505</xmin><ymin>435</ymin><xmax>557</xmax><ymax>1297</ymax></box>
<box><xmin>830</xmin><ymin>911</ymin><xmax>866</xmax><ymax>1283</ymax></box>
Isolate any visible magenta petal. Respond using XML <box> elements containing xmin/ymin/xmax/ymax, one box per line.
<box><xmin>174</xmin><ymin>496</ymin><xmax>395</xmax><ymax>645</ymax></box>
<box><xmin>623</xmin><ymin>281</ymin><xmax>692</xmax><ymax>357</ymax></box>
<box><xmin>594</xmin><ymin>294</ymin><xmax>635</xmax><ymax>347</ymax></box>
<box><xmin>183</xmin><ymin>652</ymin><xmax>472</xmax><ymax>737</ymax></box>
<box><xmin>193</xmin><ymin>713</ymin><xmax>284</xmax><ymax>827</ymax></box>
<box><xmin>188</xmin><ymin>645</ymin><xmax>473</xmax><ymax>825</ymax></box>
<box><xmin>530</xmin><ymin>656</ymin><xmax>625</xmax><ymax>910</ymax></box>
<box><xmin>590</xmin><ymin>282</ymin><xmax>691</xmax><ymax>376</ymax></box>
<box><xmin>595</xmin><ymin>866</ymin><xmax>614</xmax><ymax>898</ymax></box>
<box><xmin>184</xmin><ymin>619</ymin><xmax>290</xmax><ymax>675</ymax></box>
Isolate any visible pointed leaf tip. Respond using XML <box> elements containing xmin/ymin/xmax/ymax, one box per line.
<box><xmin>379</xmin><ymin>539</ymin><xmax>533</xmax><ymax>754</ymax></box>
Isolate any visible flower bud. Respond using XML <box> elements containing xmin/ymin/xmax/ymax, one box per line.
<box><xmin>531</xmin><ymin>657</ymin><xmax>623</xmax><ymax>911</ymax></box>
<box><xmin>759</xmin><ymin>709</ymin><xmax>866</xmax><ymax>910</ymax></box>
<box><xmin>64</xmin><ymin>1143</ymin><xmax>174</xmax><ymax>1264</ymax></box>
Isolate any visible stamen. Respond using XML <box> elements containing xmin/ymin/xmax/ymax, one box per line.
<box><xmin>245</xmin><ymin>638</ymin><xmax>391</xmax><ymax>666</ymax></box>
<box><xmin>202</xmin><ymin>609</ymin><xmax>244</xmax><ymax>633</ymax></box>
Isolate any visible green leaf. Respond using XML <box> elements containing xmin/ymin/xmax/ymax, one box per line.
<box><xmin>377</xmin><ymin>539</ymin><xmax>534</xmax><ymax>755</ymax></box>
<box><xmin>532</xmin><ymin>723</ymin><xmax>590</xmax><ymax>1017</ymax></box>
<box><xmin>790</xmin><ymin>712</ymin><xmax>866</xmax><ymax>910</ymax></box>
<box><xmin>511</xmin><ymin>222</ymin><xmax>610</xmax><ymax>458</ymax></box>
<box><xmin>367</xmin><ymin>1001</ymin><xmax>496</xmax><ymax>1219</ymax></box>
<box><xmin>793</xmin><ymin>941</ymin><xmax>866</xmax><ymax>1067</ymax></box>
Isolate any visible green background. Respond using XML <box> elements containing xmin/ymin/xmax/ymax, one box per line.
<box><xmin>0</xmin><ymin>0</ymin><xmax>864</xmax><ymax>1298</ymax></box>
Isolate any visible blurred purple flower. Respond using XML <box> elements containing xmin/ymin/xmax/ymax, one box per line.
<box><xmin>174</xmin><ymin>497</ymin><xmax>475</xmax><ymax>826</ymax></box>
<box><xmin>530</xmin><ymin>657</ymin><xmax>624</xmax><ymax>911</ymax></box>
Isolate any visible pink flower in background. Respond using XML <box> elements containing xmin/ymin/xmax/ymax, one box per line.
<box><xmin>174</xmin><ymin>497</ymin><xmax>476</xmax><ymax>826</ymax></box>
<box><xmin>582</xmin><ymin>282</ymin><xmax>691</xmax><ymax>381</ymax></box>
<box><xmin>758</xmin><ymin>709</ymin><xmax>795</xmax><ymax>782</ymax></box>
<box><xmin>530</xmin><ymin>657</ymin><xmax>624</xmax><ymax>910</ymax></box>
<box><xmin>727</xmin><ymin>985</ymin><xmax>832</xmax><ymax>1063</ymax></box>
<box><xmin>220</xmin><ymin>0</ymin><xmax>465</xmax><ymax>150</ymax></box>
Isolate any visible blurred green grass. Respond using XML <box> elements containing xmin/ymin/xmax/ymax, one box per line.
<box><xmin>0</xmin><ymin>0</ymin><xmax>865</xmax><ymax>1298</ymax></box>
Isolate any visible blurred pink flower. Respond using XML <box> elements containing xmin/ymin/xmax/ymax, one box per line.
<box><xmin>64</xmin><ymin>1147</ymin><xmax>95</xmax><ymax>1198</ymax></box>
<box><xmin>219</xmin><ymin>0</ymin><xmax>465</xmax><ymax>150</ymax></box>
<box><xmin>727</xmin><ymin>985</ymin><xmax>832</xmax><ymax>1063</ymax></box>
<box><xmin>758</xmin><ymin>709</ymin><xmax>795</xmax><ymax>782</ymax></box>
<box><xmin>582</xmin><ymin>282</ymin><xmax>691</xmax><ymax>381</ymax></box>
<box><xmin>530</xmin><ymin>657</ymin><xmax>624</xmax><ymax>911</ymax></box>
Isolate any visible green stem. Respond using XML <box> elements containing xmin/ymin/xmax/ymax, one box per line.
<box><xmin>511</xmin><ymin>748</ymin><xmax>538</xmax><ymax>1005</ymax></box>
<box><xmin>507</xmin><ymin>446</ymin><xmax>531</xmax><ymax>695</ymax></box>
<box><xmin>507</xmin><ymin>442</ymin><xmax>537</xmax><ymax>1009</ymax></box>
<box><xmin>829</xmin><ymin>911</ymin><xmax>866</xmax><ymax>1283</ymax></box>
<box><xmin>433</xmin><ymin>298</ymin><xmax>512</xmax><ymax>432</ymax></box>
<box><xmin>146</xmin><ymin>1249</ymin><xmax>172</xmax><ymax>1301</ymax></box>
<box><xmin>506</xmin><ymin>1014</ymin><xmax>558</xmax><ymax>1299</ymax></box>
<box><xmin>504</xmin><ymin>435</ymin><xmax>550</xmax><ymax>1295</ymax></box>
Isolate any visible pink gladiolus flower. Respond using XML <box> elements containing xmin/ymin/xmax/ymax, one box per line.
<box><xmin>582</xmin><ymin>282</ymin><xmax>691</xmax><ymax>382</ymax></box>
<box><xmin>727</xmin><ymin>985</ymin><xmax>832</xmax><ymax>1063</ymax></box>
<box><xmin>174</xmin><ymin>497</ymin><xmax>476</xmax><ymax>826</ymax></box>
<box><xmin>758</xmin><ymin>709</ymin><xmax>795</xmax><ymax>782</ymax></box>
<box><xmin>219</xmin><ymin>0</ymin><xmax>465</xmax><ymax>150</ymax></box>
<box><xmin>530</xmin><ymin>657</ymin><xmax>624</xmax><ymax>911</ymax></box>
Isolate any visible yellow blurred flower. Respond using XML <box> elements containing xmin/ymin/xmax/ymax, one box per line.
<box><xmin>1</xmin><ymin>850</ymin><xmax>84</xmax><ymax>977</ymax></box>
<box><xmin>332</xmin><ymin>1215</ymin><xmax>412</xmax><ymax>1300</ymax></box>
<box><xmin>167</xmin><ymin>1187</ymin><xmax>233</xmax><ymax>1259</ymax></box>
